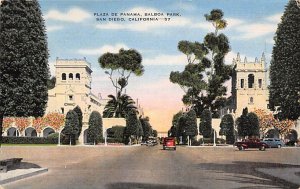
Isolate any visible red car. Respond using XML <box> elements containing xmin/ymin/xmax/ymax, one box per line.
<box><xmin>162</xmin><ymin>137</ymin><xmax>176</xmax><ymax>150</ymax></box>
<box><xmin>234</xmin><ymin>139</ymin><xmax>269</xmax><ymax>151</ymax></box>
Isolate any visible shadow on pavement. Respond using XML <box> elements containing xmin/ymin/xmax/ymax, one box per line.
<box><xmin>8</xmin><ymin>162</ymin><xmax>41</xmax><ymax>171</ymax></box>
<box><xmin>195</xmin><ymin>161</ymin><xmax>300</xmax><ymax>189</ymax></box>
<box><xmin>105</xmin><ymin>182</ymin><xmax>198</xmax><ymax>189</ymax></box>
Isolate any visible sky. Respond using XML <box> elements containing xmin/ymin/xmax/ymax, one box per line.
<box><xmin>39</xmin><ymin>0</ymin><xmax>288</xmax><ymax>132</ymax></box>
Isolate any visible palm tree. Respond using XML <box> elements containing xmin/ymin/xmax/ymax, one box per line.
<box><xmin>103</xmin><ymin>92</ymin><xmax>137</xmax><ymax>118</ymax></box>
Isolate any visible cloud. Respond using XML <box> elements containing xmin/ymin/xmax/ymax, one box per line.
<box><xmin>46</xmin><ymin>25</ymin><xmax>64</xmax><ymax>32</ymax></box>
<box><xmin>143</xmin><ymin>54</ymin><xmax>187</xmax><ymax>65</ymax></box>
<box><xmin>233</xmin><ymin>23</ymin><xmax>277</xmax><ymax>40</ymax></box>
<box><xmin>226</xmin><ymin>18</ymin><xmax>244</xmax><ymax>29</ymax></box>
<box><xmin>77</xmin><ymin>43</ymin><xmax>129</xmax><ymax>55</ymax></box>
<box><xmin>266</xmin><ymin>13</ymin><xmax>283</xmax><ymax>23</ymax></box>
<box><xmin>44</xmin><ymin>7</ymin><xmax>91</xmax><ymax>23</ymax></box>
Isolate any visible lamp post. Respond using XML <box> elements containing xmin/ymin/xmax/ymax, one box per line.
<box><xmin>58</xmin><ymin>127</ymin><xmax>63</xmax><ymax>146</ymax></box>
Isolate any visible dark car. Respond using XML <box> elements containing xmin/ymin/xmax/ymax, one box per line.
<box><xmin>234</xmin><ymin>139</ymin><xmax>269</xmax><ymax>151</ymax></box>
<box><xmin>262</xmin><ymin>138</ymin><xmax>285</xmax><ymax>148</ymax></box>
<box><xmin>162</xmin><ymin>137</ymin><xmax>176</xmax><ymax>150</ymax></box>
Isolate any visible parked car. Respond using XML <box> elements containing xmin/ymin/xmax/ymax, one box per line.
<box><xmin>262</xmin><ymin>138</ymin><xmax>285</xmax><ymax>148</ymax></box>
<box><xmin>285</xmin><ymin>140</ymin><xmax>298</xmax><ymax>146</ymax></box>
<box><xmin>162</xmin><ymin>137</ymin><xmax>176</xmax><ymax>150</ymax></box>
<box><xmin>234</xmin><ymin>139</ymin><xmax>269</xmax><ymax>151</ymax></box>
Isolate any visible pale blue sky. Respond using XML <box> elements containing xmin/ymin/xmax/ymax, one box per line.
<box><xmin>40</xmin><ymin>0</ymin><xmax>288</xmax><ymax>131</ymax></box>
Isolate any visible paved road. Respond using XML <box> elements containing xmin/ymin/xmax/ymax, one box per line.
<box><xmin>1</xmin><ymin>145</ymin><xmax>300</xmax><ymax>189</ymax></box>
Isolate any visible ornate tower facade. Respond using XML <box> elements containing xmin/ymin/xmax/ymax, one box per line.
<box><xmin>46</xmin><ymin>58</ymin><xmax>103</xmax><ymax>119</ymax></box>
<box><xmin>231</xmin><ymin>53</ymin><xmax>269</xmax><ymax>116</ymax></box>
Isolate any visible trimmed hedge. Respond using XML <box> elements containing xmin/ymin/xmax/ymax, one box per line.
<box><xmin>107</xmin><ymin>138</ymin><xmax>123</xmax><ymax>143</ymax></box>
<box><xmin>2</xmin><ymin>136</ymin><xmax>58</xmax><ymax>144</ymax></box>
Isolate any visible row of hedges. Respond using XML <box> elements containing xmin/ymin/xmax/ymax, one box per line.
<box><xmin>2</xmin><ymin>136</ymin><xmax>58</xmax><ymax>144</ymax></box>
<box><xmin>191</xmin><ymin>138</ymin><xmax>226</xmax><ymax>146</ymax></box>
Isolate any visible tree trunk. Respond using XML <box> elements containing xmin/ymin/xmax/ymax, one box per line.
<box><xmin>0</xmin><ymin>113</ymin><xmax>3</xmax><ymax>148</ymax></box>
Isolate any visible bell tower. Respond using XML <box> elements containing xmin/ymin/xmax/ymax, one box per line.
<box><xmin>231</xmin><ymin>53</ymin><xmax>269</xmax><ymax>116</ymax></box>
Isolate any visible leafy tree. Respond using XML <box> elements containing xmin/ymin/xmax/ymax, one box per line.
<box><xmin>185</xmin><ymin>110</ymin><xmax>198</xmax><ymax>138</ymax></box>
<box><xmin>47</xmin><ymin>76</ymin><xmax>56</xmax><ymax>90</ymax></box>
<box><xmin>140</xmin><ymin>116</ymin><xmax>152</xmax><ymax>141</ymax></box>
<box><xmin>169</xmin><ymin>9</ymin><xmax>232</xmax><ymax>117</ymax></box>
<box><xmin>98</xmin><ymin>48</ymin><xmax>144</xmax><ymax>96</ymax></box>
<box><xmin>237</xmin><ymin>108</ymin><xmax>250</xmax><ymax>138</ymax></box>
<box><xmin>87</xmin><ymin>111</ymin><xmax>103</xmax><ymax>144</ymax></box>
<box><xmin>247</xmin><ymin>112</ymin><xmax>260</xmax><ymax>137</ymax></box>
<box><xmin>237</xmin><ymin>108</ymin><xmax>260</xmax><ymax>138</ymax></box>
<box><xmin>73</xmin><ymin>106</ymin><xmax>83</xmax><ymax>139</ymax></box>
<box><xmin>137</xmin><ymin>120</ymin><xmax>144</xmax><ymax>139</ymax></box>
<box><xmin>62</xmin><ymin>110</ymin><xmax>79</xmax><ymax>145</ymax></box>
<box><xmin>0</xmin><ymin>0</ymin><xmax>49</xmax><ymax>146</ymax></box>
<box><xmin>219</xmin><ymin>114</ymin><xmax>234</xmax><ymax>144</ymax></box>
<box><xmin>124</xmin><ymin>110</ymin><xmax>139</xmax><ymax>138</ymax></box>
<box><xmin>269</xmin><ymin>0</ymin><xmax>300</xmax><ymax>120</ymax></box>
<box><xmin>199</xmin><ymin>109</ymin><xmax>212</xmax><ymax>138</ymax></box>
<box><xmin>254</xmin><ymin>109</ymin><xmax>276</xmax><ymax>137</ymax></box>
<box><xmin>176</xmin><ymin>114</ymin><xmax>187</xmax><ymax>143</ymax></box>
<box><xmin>103</xmin><ymin>91</ymin><xmax>137</xmax><ymax>118</ymax></box>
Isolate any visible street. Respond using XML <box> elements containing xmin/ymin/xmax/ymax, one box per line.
<box><xmin>1</xmin><ymin>145</ymin><xmax>300</xmax><ymax>189</ymax></box>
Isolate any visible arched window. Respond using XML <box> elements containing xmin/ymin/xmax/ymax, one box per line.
<box><xmin>69</xmin><ymin>73</ymin><xmax>73</xmax><ymax>80</ymax></box>
<box><xmin>76</xmin><ymin>73</ymin><xmax>80</xmax><ymax>80</ymax></box>
<box><xmin>62</xmin><ymin>73</ymin><xmax>66</xmax><ymax>80</ymax></box>
<box><xmin>248</xmin><ymin>74</ymin><xmax>254</xmax><ymax>88</ymax></box>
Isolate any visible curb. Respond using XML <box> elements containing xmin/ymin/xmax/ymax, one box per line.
<box><xmin>0</xmin><ymin>168</ymin><xmax>48</xmax><ymax>185</ymax></box>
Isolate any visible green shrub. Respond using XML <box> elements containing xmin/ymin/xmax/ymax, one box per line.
<box><xmin>107</xmin><ymin>138</ymin><xmax>123</xmax><ymax>143</ymax></box>
<box><xmin>47</xmin><ymin>132</ymin><xmax>59</xmax><ymax>139</ymax></box>
<box><xmin>2</xmin><ymin>136</ymin><xmax>58</xmax><ymax>144</ymax></box>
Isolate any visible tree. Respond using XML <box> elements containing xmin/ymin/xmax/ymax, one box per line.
<box><xmin>269</xmin><ymin>0</ymin><xmax>300</xmax><ymax>120</ymax></box>
<box><xmin>87</xmin><ymin>111</ymin><xmax>103</xmax><ymax>144</ymax></box>
<box><xmin>0</xmin><ymin>0</ymin><xmax>49</xmax><ymax>146</ymax></box>
<box><xmin>254</xmin><ymin>109</ymin><xmax>276</xmax><ymax>137</ymax></box>
<box><xmin>185</xmin><ymin>110</ymin><xmax>198</xmax><ymax>139</ymax></box>
<box><xmin>103</xmin><ymin>91</ymin><xmax>137</xmax><ymax>118</ymax></box>
<box><xmin>140</xmin><ymin>116</ymin><xmax>152</xmax><ymax>141</ymax></box>
<box><xmin>237</xmin><ymin>108</ymin><xmax>260</xmax><ymax>138</ymax></box>
<box><xmin>247</xmin><ymin>112</ymin><xmax>260</xmax><ymax>137</ymax></box>
<box><xmin>199</xmin><ymin>109</ymin><xmax>212</xmax><ymax>138</ymax></box>
<box><xmin>236</xmin><ymin>108</ymin><xmax>250</xmax><ymax>138</ymax></box>
<box><xmin>73</xmin><ymin>106</ymin><xmax>83</xmax><ymax>139</ymax></box>
<box><xmin>219</xmin><ymin>114</ymin><xmax>234</xmax><ymax>144</ymax></box>
<box><xmin>62</xmin><ymin>110</ymin><xmax>79</xmax><ymax>145</ymax></box>
<box><xmin>98</xmin><ymin>48</ymin><xmax>144</xmax><ymax>96</ymax></box>
<box><xmin>47</xmin><ymin>76</ymin><xmax>56</xmax><ymax>90</ymax></box>
<box><xmin>152</xmin><ymin>130</ymin><xmax>158</xmax><ymax>137</ymax></box>
<box><xmin>169</xmin><ymin>9</ymin><xmax>232</xmax><ymax>117</ymax></box>
<box><xmin>124</xmin><ymin>110</ymin><xmax>139</xmax><ymax>139</ymax></box>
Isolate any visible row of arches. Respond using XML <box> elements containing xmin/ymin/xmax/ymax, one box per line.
<box><xmin>6</xmin><ymin>127</ymin><xmax>55</xmax><ymax>137</ymax></box>
<box><xmin>62</xmin><ymin>73</ymin><xmax>80</xmax><ymax>80</ymax></box>
<box><xmin>6</xmin><ymin>126</ymin><xmax>90</xmax><ymax>144</ymax></box>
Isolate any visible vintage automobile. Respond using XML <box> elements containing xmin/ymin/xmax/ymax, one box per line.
<box><xmin>234</xmin><ymin>139</ymin><xmax>269</xmax><ymax>151</ymax></box>
<box><xmin>162</xmin><ymin>137</ymin><xmax>176</xmax><ymax>150</ymax></box>
<box><xmin>262</xmin><ymin>138</ymin><xmax>285</xmax><ymax>148</ymax></box>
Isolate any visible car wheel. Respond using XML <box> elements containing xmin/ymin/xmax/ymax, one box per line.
<box><xmin>277</xmin><ymin>144</ymin><xmax>281</xmax><ymax>148</ymax></box>
<box><xmin>260</xmin><ymin>146</ymin><xmax>266</xmax><ymax>151</ymax></box>
<box><xmin>163</xmin><ymin>146</ymin><xmax>166</xmax><ymax>150</ymax></box>
<box><xmin>174</xmin><ymin>147</ymin><xmax>176</xmax><ymax>151</ymax></box>
<box><xmin>239</xmin><ymin>146</ymin><xmax>244</xmax><ymax>151</ymax></box>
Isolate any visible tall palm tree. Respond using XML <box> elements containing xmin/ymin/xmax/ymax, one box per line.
<box><xmin>103</xmin><ymin>92</ymin><xmax>137</xmax><ymax>118</ymax></box>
